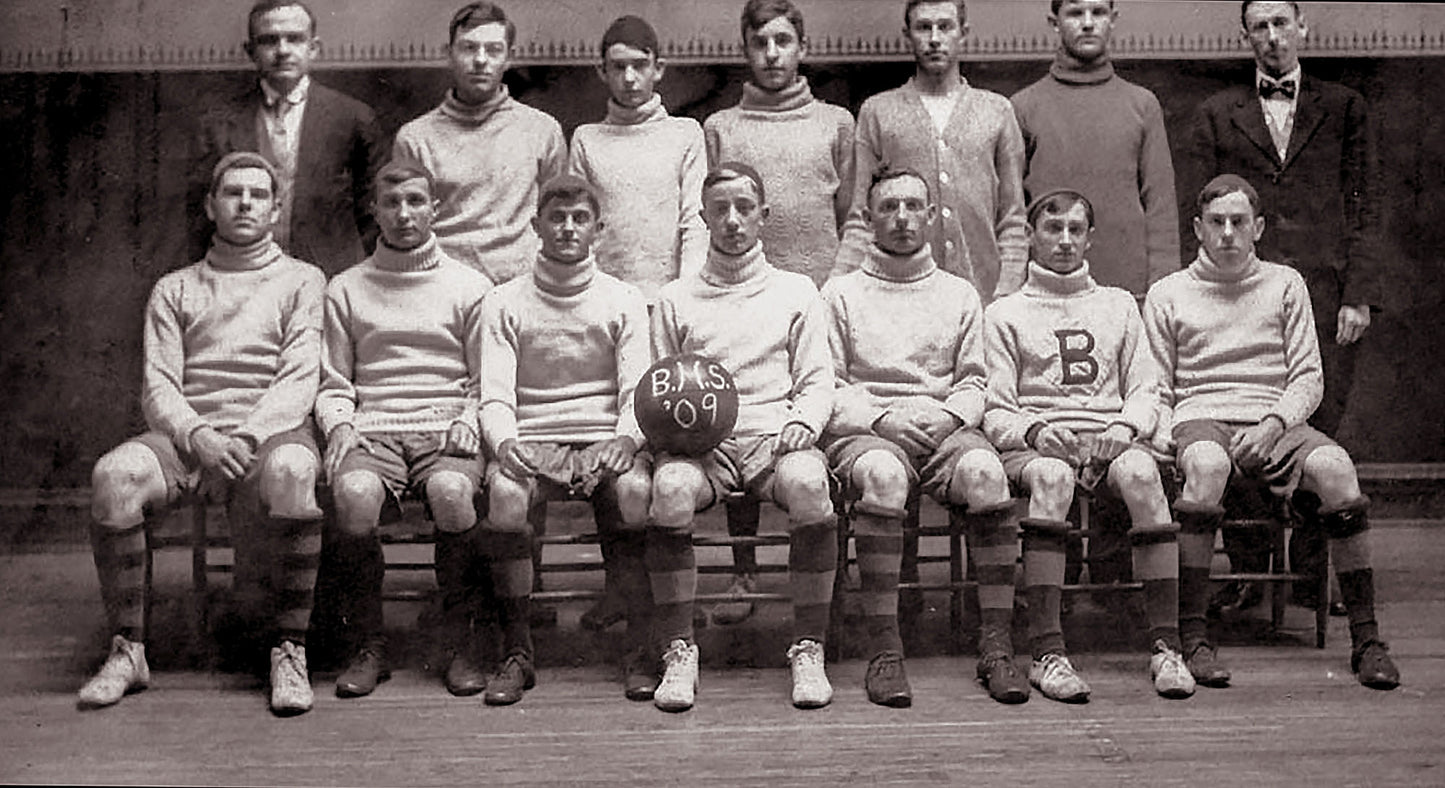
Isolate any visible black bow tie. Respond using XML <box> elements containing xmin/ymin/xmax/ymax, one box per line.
<box><xmin>1258</xmin><ymin>78</ymin><xmax>1297</xmax><ymax>100</ymax></box>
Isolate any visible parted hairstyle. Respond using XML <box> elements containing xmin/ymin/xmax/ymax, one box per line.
<box><xmin>450</xmin><ymin>2</ymin><xmax>516</xmax><ymax>46</ymax></box>
<box><xmin>741</xmin><ymin>0</ymin><xmax>806</xmax><ymax>41</ymax></box>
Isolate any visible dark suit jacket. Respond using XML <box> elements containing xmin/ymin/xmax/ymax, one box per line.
<box><xmin>1179</xmin><ymin>75</ymin><xmax>1381</xmax><ymax>320</ymax></box>
<box><xmin>190</xmin><ymin>80</ymin><xmax>386</xmax><ymax>277</ymax></box>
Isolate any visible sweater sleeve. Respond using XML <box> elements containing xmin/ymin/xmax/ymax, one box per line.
<box><xmin>982</xmin><ymin>304</ymin><xmax>1034</xmax><ymax>451</ymax></box>
<box><xmin>833</xmin><ymin>101</ymin><xmax>881</xmax><ymax>278</ymax></box>
<box><xmin>614</xmin><ymin>289</ymin><xmax>651</xmax><ymax>445</ymax></box>
<box><xmin>992</xmin><ymin>109</ymin><xmax>1030</xmax><ymax>297</ymax></box>
<box><xmin>1270</xmin><ymin>271</ymin><xmax>1325</xmax><ymax>428</ymax></box>
<box><xmin>786</xmin><ymin>293</ymin><xmax>835</xmax><ymax>437</ymax></box>
<box><xmin>313</xmin><ymin>282</ymin><xmax>358</xmax><ymax>439</ymax></box>
<box><xmin>1116</xmin><ymin>296</ymin><xmax>1160</xmax><ymax>439</ymax></box>
<box><xmin>233</xmin><ymin>267</ymin><xmax>323</xmax><ymax>447</ymax></box>
<box><xmin>478</xmin><ymin>292</ymin><xmax>520</xmax><ymax>454</ymax></box>
<box><xmin>141</xmin><ymin>275</ymin><xmax>208</xmax><ymax>454</ymax></box>
<box><xmin>677</xmin><ymin>124</ymin><xmax>709</xmax><ymax>282</ymax></box>
<box><xmin>832</xmin><ymin>110</ymin><xmax>857</xmax><ymax>233</ymax></box>
<box><xmin>459</xmin><ymin>281</ymin><xmax>486</xmax><ymax>436</ymax></box>
<box><xmin>943</xmin><ymin>285</ymin><xmax>987</xmax><ymax>429</ymax></box>
<box><xmin>539</xmin><ymin>121</ymin><xmax>568</xmax><ymax>191</ymax></box>
<box><xmin>650</xmin><ymin>292</ymin><xmax>683</xmax><ymax>361</ymax></box>
<box><xmin>821</xmin><ymin>284</ymin><xmax>878</xmax><ymax>436</ymax></box>
<box><xmin>1139</xmin><ymin>94</ymin><xmax>1182</xmax><ymax>290</ymax></box>
<box><xmin>1142</xmin><ymin>287</ymin><xmax>1179</xmax><ymax>417</ymax></box>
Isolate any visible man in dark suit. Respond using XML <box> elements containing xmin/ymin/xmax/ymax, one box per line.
<box><xmin>191</xmin><ymin>1</ymin><xmax>385</xmax><ymax>277</ymax></box>
<box><xmin>1180</xmin><ymin>1</ymin><xmax>1381</xmax><ymax>612</ymax></box>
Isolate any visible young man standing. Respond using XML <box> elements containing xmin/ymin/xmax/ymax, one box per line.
<box><xmin>1144</xmin><ymin>174</ymin><xmax>1399</xmax><ymax>692</ymax></box>
<box><xmin>822</xmin><ymin>167</ymin><xmax>1028</xmax><ymax>708</ymax></box>
<box><xmin>315</xmin><ymin>160</ymin><xmax>492</xmax><ymax>700</ymax></box>
<box><xmin>394</xmin><ymin>2</ymin><xmax>567</xmax><ymax>284</ymax></box>
<box><xmin>835</xmin><ymin>0</ymin><xmax>1028</xmax><ymax>304</ymax></box>
<box><xmin>984</xmin><ymin>188</ymin><xmax>1191</xmax><ymax>702</ymax></box>
<box><xmin>646</xmin><ymin>163</ymin><xmax>837</xmax><ymax>713</ymax></box>
<box><xmin>82</xmin><ymin>152</ymin><xmax>326</xmax><ymax>715</ymax></box>
<box><xmin>477</xmin><ymin>175</ymin><xmax>654</xmax><ymax>705</ymax></box>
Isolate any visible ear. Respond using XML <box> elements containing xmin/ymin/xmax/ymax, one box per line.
<box><xmin>654</xmin><ymin>57</ymin><xmax>667</xmax><ymax>80</ymax></box>
<box><xmin>1192</xmin><ymin>215</ymin><xmax>1204</xmax><ymax>243</ymax></box>
<box><xmin>306</xmin><ymin>36</ymin><xmax>321</xmax><ymax>58</ymax></box>
<box><xmin>243</xmin><ymin>39</ymin><xmax>257</xmax><ymax>60</ymax></box>
<box><xmin>1047</xmin><ymin>13</ymin><xmax>1059</xmax><ymax>33</ymax></box>
<box><xmin>205</xmin><ymin>193</ymin><xmax>217</xmax><ymax>223</ymax></box>
<box><xmin>1252</xmin><ymin>216</ymin><xmax>1265</xmax><ymax>242</ymax></box>
<box><xmin>595</xmin><ymin>62</ymin><xmax>608</xmax><ymax>83</ymax></box>
<box><xmin>798</xmin><ymin>36</ymin><xmax>810</xmax><ymax>59</ymax></box>
<box><xmin>960</xmin><ymin>20</ymin><xmax>971</xmax><ymax>37</ymax></box>
<box><xmin>760</xmin><ymin>204</ymin><xmax>771</xmax><ymax>222</ymax></box>
<box><xmin>1083</xmin><ymin>225</ymin><xmax>1096</xmax><ymax>250</ymax></box>
<box><xmin>531</xmin><ymin>213</ymin><xmax>544</xmax><ymax>235</ymax></box>
<box><xmin>925</xmin><ymin>202</ymin><xmax>938</xmax><ymax>225</ymax></box>
<box><xmin>861</xmin><ymin>205</ymin><xmax>873</xmax><ymax>225</ymax></box>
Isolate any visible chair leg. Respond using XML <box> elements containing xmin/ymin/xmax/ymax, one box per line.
<box><xmin>947</xmin><ymin>506</ymin><xmax>964</xmax><ymax>654</ymax></box>
<box><xmin>190</xmin><ymin>500</ymin><xmax>210</xmax><ymax>663</ymax></box>
<box><xmin>1270</xmin><ymin>524</ymin><xmax>1287</xmax><ymax>634</ymax></box>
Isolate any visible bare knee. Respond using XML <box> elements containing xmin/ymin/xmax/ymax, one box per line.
<box><xmin>428</xmin><ymin>471</ymin><xmax>478</xmax><ymax>533</ymax></box>
<box><xmin>950</xmin><ymin>449</ymin><xmax>1009</xmax><ymax>508</ymax></box>
<box><xmin>91</xmin><ymin>443</ymin><xmax>166</xmax><ymax>528</ymax></box>
<box><xmin>332</xmin><ymin>471</ymin><xmax>384</xmax><ymax>538</ymax></box>
<box><xmin>650</xmin><ymin>461</ymin><xmax>705</xmax><ymax>529</ymax></box>
<box><xmin>1178</xmin><ymin>441</ymin><xmax>1230</xmax><ymax>504</ymax></box>
<box><xmin>774</xmin><ymin>453</ymin><xmax>833</xmax><ymax>523</ymax></box>
<box><xmin>1300</xmin><ymin>445</ymin><xmax>1362</xmax><ymax>506</ymax></box>
<box><xmin>613</xmin><ymin>465</ymin><xmax>653</xmax><ymax>527</ymax></box>
<box><xmin>486</xmin><ymin>472</ymin><xmax>532</xmax><ymax>533</ymax></box>
<box><xmin>1108</xmin><ymin>449</ymin><xmax>1162</xmax><ymax>495</ymax></box>
<box><xmin>852</xmin><ymin>450</ymin><xmax>910</xmax><ymax>512</ymax></box>
<box><xmin>257</xmin><ymin>444</ymin><xmax>320</xmax><ymax>518</ymax></box>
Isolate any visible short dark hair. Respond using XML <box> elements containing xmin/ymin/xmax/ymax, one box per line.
<box><xmin>741</xmin><ymin>0</ymin><xmax>805</xmax><ymax>42</ymax></box>
<box><xmin>1196</xmin><ymin>173</ymin><xmax>1260</xmax><ymax>216</ymax></box>
<box><xmin>450</xmin><ymin>2</ymin><xmax>516</xmax><ymax>47</ymax></box>
<box><xmin>905</xmin><ymin>0</ymin><xmax>966</xmax><ymax>29</ymax></box>
<box><xmin>704</xmin><ymin>162</ymin><xmax>766</xmax><ymax>205</ymax></box>
<box><xmin>1240</xmin><ymin>1</ymin><xmax>1301</xmax><ymax>28</ymax></box>
<box><xmin>1027</xmin><ymin>188</ymin><xmax>1094</xmax><ymax>229</ymax></box>
<box><xmin>1050</xmin><ymin>0</ymin><xmax>1115</xmax><ymax>16</ymax></box>
<box><xmin>210</xmin><ymin>151</ymin><xmax>279</xmax><ymax>197</ymax></box>
<box><xmin>536</xmin><ymin>174</ymin><xmax>601</xmax><ymax>216</ymax></box>
<box><xmin>373</xmin><ymin>159</ymin><xmax>435</xmax><ymax>200</ymax></box>
<box><xmin>247</xmin><ymin>1</ymin><xmax>316</xmax><ymax>40</ymax></box>
<box><xmin>867</xmin><ymin>165</ymin><xmax>931</xmax><ymax>207</ymax></box>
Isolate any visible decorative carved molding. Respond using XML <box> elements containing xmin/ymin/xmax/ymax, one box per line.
<box><xmin>4</xmin><ymin>1</ymin><xmax>1445</xmax><ymax>72</ymax></box>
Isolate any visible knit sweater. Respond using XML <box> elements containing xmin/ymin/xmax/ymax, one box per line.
<box><xmin>1143</xmin><ymin>251</ymin><xmax>1322</xmax><ymax>429</ymax></box>
<box><xmin>315</xmin><ymin>236</ymin><xmax>491</xmax><ymax>437</ymax></box>
<box><xmin>1011</xmin><ymin>54</ymin><xmax>1180</xmax><ymax>297</ymax></box>
<box><xmin>479</xmin><ymin>253</ymin><xmax>650</xmax><ymax>448</ymax></box>
<box><xmin>983</xmin><ymin>261</ymin><xmax>1157</xmax><ymax>451</ymax></box>
<box><xmin>652</xmin><ymin>243</ymin><xmax>833</xmax><ymax>438</ymax></box>
<box><xmin>821</xmin><ymin>244</ymin><xmax>986</xmax><ymax>437</ymax></box>
<box><xmin>393</xmin><ymin>87</ymin><xmax>567</xmax><ymax>284</ymax></box>
<box><xmin>836</xmin><ymin>77</ymin><xmax>1028</xmax><ymax>303</ymax></box>
<box><xmin>567</xmin><ymin>95</ymin><xmax>708</xmax><ymax>302</ymax></box>
<box><xmin>142</xmin><ymin>234</ymin><xmax>324</xmax><ymax>454</ymax></box>
<box><xmin>703</xmin><ymin>78</ymin><xmax>855</xmax><ymax>287</ymax></box>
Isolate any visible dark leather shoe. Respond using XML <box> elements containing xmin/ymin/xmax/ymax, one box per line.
<box><xmin>977</xmin><ymin>653</ymin><xmax>1029</xmax><ymax>704</ymax></box>
<box><xmin>336</xmin><ymin>647</ymin><xmax>389</xmax><ymax>698</ymax></box>
<box><xmin>484</xmin><ymin>653</ymin><xmax>536</xmax><ymax>706</ymax></box>
<box><xmin>1186</xmin><ymin>641</ymin><xmax>1232</xmax><ymax>688</ymax></box>
<box><xmin>444</xmin><ymin>652</ymin><xmax>487</xmax><ymax>697</ymax></box>
<box><xmin>1352</xmin><ymin>640</ymin><xmax>1401</xmax><ymax>690</ymax></box>
<box><xmin>865</xmin><ymin>651</ymin><xmax>913</xmax><ymax>708</ymax></box>
<box><xmin>622</xmin><ymin>648</ymin><xmax>658</xmax><ymax>701</ymax></box>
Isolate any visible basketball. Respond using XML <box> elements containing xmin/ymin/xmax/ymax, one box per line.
<box><xmin>635</xmin><ymin>354</ymin><xmax>739</xmax><ymax>456</ymax></box>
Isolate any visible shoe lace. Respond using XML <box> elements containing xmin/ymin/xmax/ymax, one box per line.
<box><xmin>787</xmin><ymin>640</ymin><xmax>824</xmax><ymax>669</ymax></box>
<box><xmin>869</xmin><ymin>653</ymin><xmax>904</xmax><ymax>680</ymax></box>
<box><xmin>662</xmin><ymin>640</ymin><xmax>694</xmax><ymax>667</ymax></box>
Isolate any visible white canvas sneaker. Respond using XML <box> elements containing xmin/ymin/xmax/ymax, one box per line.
<box><xmin>787</xmin><ymin>639</ymin><xmax>833</xmax><ymax>709</ymax></box>
<box><xmin>1029</xmin><ymin>652</ymin><xmax>1091</xmax><ymax>703</ymax></box>
<box><xmin>78</xmin><ymin>634</ymin><xmax>150</xmax><ymax>708</ymax></box>
<box><xmin>270</xmin><ymin>640</ymin><xmax>314</xmax><ymax>716</ymax></box>
<box><xmin>654</xmin><ymin>639</ymin><xmax>699</xmax><ymax>713</ymax></box>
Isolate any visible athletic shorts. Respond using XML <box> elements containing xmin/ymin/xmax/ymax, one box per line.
<box><xmin>658</xmin><ymin>434</ymin><xmax>828</xmax><ymax>511</ymax></box>
<box><xmin>825</xmin><ymin>426</ymin><xmax>994</xmax><ymax>504</ymax></box>
<box><xmin>1173</xmin><ymin>418</ymin><xmax>1336</xmax><ymax>497</ymax></box>
<box><xmin>337</xmin><ymin>431</ymin><xmax>483</xmax><ymax>500</ymax></box>
<box><xmin>1000</xmin><ymin>441</ymin><xmax>1161</xmax><ymax>498</ymax></box>
<box><xmin>132</xmin><ymin>423</ymin><xmax>319</xmax><ymax>506</ymax></box>
<box><xmin>484</xmin><ymin>439</ymin><xmax>647</xmax><ymax>501</ymax></box>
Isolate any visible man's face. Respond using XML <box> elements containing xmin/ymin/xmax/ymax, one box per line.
<box><xmin>1194</xmin><ymin>190</ymin><xmax>1264</xmax><ymax>272</ymax></box>
<box><xmin>701</xmin><ymin>177</ymin><xmax>768</xmax><ymax>256</ymax></box>
<box><xmin>206</xmin><ymin>167</ymin><xmax>279</xmax><ymax>246</ymax></box>
<box><xmin>247</xmin><ymin>5</ymin><xmax>318</xmax><ymax>92</ymax></box>
<box><xmin>864</xmin><ymin>175</ymin><xmax>934</xmax><ymax>257</ymax></box>
<box><xmin>449</xmin><ymin>22</ymin><xmax>511</xmax><ymax>104</ymax></box>
<box><xmin>1242</xmin><ymin>2</ymin><xmax>1307</xmax><ymax>77</ymax></box>
<box><xmin>1052</xmin><ymin>0</ymin><xmax>1115</xmax><ymax>63</ymax></box>
<box><xmin>1029</xmin><ymin>201</ymin><xmax>1093</xmax><ymax>275</ymax></box>
<box><xmin>906</xmin><ymin>2</ymin><xmax>966</xmax><ymax>77</ymax></box>
<box><xmin>533</xmin><ymin>196</ymin><xmax>600</xmax><ymax>264</ymax></box>
<box><xmin>374</xmin><ymin>177</ymin><xmax>438</xmax><ymax>251</ymax></box>
<box><xmin>744</xmin><ymin>15</ymin><xmax>806</xmax><ymax>92</ymax></box>
<box><xmin>599</xmin><ymin>43</ymin><xmax>664</xmax><ymax>109</ymax></box>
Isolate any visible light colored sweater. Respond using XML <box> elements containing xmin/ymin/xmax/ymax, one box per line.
<box><xmin>315</xmin><ymin>236</ymin><xmax>491</xmax><ymax>437</ymax></box>
<box><xmin>836</xmin><ymin>77</ymin><xmax>1028</xmax><ymax>303</ymax></box>
<box><xmin>479</xmin><ymin>253</ymin><xmax>650</xmax><ymax>448</ymax></box>
<box><xmin>1143</xmin><ymin>251</ymin><xmax>1322</xmax><ymax>429</ymax></box>
<box><xmin>1011</xmin><ymin>55</ymin><xmax>1180</xmax><ymax>297</ymax></box>
<box><xmin>142</xmin><ymin>234</ymin><xmax>324</xmax><ymax>453</ymax></box>
<box><xmin>703</xmin><ymin>78</ymin><xmax>855</xmax><ymax>287</ymax></box>
<box><xmin>568</xmin><ymin>95</ymin><xmax>707</xmax><ymax>302</ymax></box>
<box><xmin>651</xmin><ymin>243</ymin><xmax>833</xmax><ymax>438</ymax></box>
<box><xmin>393</xmin><ymin>87</ymin><xmax>567</xmax><ymax>285</ymax></box>
<box><xmin>821</xmin><ymin>245</ymin><xmax>985</xmax><ymax>436</ymax></box>
<box><xmin>984</xmin><ymin>261</ymin><xmax>1157</xmax><ymax>451</ymax></box>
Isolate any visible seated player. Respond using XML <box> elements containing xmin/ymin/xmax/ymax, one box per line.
<box><xmin>984</xmin><ymin>188</ymin><xmax>1191</xmax><ymax>702</ymax></box>
<box><xmin>644</xmin><ymin>163</ymin><xmax>836</xmax><ymax>712</ymax></box>
<box><xmin>82</xmin><ymin>152</ymin><xmax>326</xmax><ymax>715</ymax></box>
<box><xmin>315</xmin><ymin>160</ymin><xmax>492</xmax><ymax>700</ymax></box>
<box><xmin>1144</xmin><ymin>174</ymin><xmax>1400</xmax><ymax>691</ymax></box>
<box><xmin>822</xmin><ymin>166</ymin><xmax>1029</xmax><ymax>707</ymax></box>
<box><xmin>478</xmin><ymin>175</ymin><xmax>654</xmax><ymax>705</ymax></box>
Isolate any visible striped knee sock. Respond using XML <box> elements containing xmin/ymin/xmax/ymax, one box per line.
<box><xmin>1020</xmin><ymin>518</ymin><xmax>1068</xmax><ymax>659</ymax></box>
<box><xmin>91</xmin><ymin>523</ymin><xmax>149</xmax><ymax>642</ymax></box>
<box><xmin>852</xmin><ymin>504</ymin><xmax>905</xmax><ymax>656</ymax></box>
<box><xmin>968</xmin><ymin>504</ymin><xmax>1019</xmax><ymax>658</ymax></box>
<box><xmin>789</xmin><ymin>515</ymin><xmax>839</xmax><ymax>646</ymax></box>
<box><xmin>645</xmin><ymin>526</ymin><xmax>696</xmax><ymax>648</ymax></box>
<box><xmin>609</xmin><ymin>529</ymin><xmax>652</xmax><ymax>652</ymax></box>
<box><xmin>483</xmin><ymin>530</ymin><xmax>535</xmax><ymax>658</ymax></box>
<box><xmin>274</xmin><ymin>517</ymin><xmax>322</xmax><ymax>645</ymax></box>
<box><xmin>1175</xmin><ymin>503</ymin><xmax>1222</xmax><ymax>649</ymax></box>
<box><xmin>1131</xmin><ymin>522</ymin><xmax>1181</xmax><ymax>651</ymax></box>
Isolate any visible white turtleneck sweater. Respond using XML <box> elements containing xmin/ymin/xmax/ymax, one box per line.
<box><xmin>820</xmin><ymin>244</ymin><xmax>986</xmax><ymax>437</ymax></box>
<box><xmin>478</xmin><ymin>253</ymin><xmax>650</xmax><ymax>449</ymax></box>
<box><xmin>983</xmin><ymin>260</ymin><xmax>1157</xmax><ymax>451</ymax></box>
<box><xmin>1143</xmin><ymin>251</ymin><xmax>1322</xmax><ymax>430</ymax></box>
<box><xmin>567</xmin><ymin>94</ymin><xmax>708</xmax><ymax>301</ymax></box>
<box><xmin>393</xmin><ymin>87</ymin><xmax>567</xmax><ymax>284</ymax></box>
<box><xmin>143</xmin><ymin>234</ymin><xmax>325</xmax><ymax>454</ymax></box>
<box><xmin>315</xmin><ymin>235</ymin><xmax>492</xmax><ymax>437</ymax></box>
<box><xmin>651</xmin><ymin>243</ymin><xmax>833</xmax><ymax>438</ymax></box>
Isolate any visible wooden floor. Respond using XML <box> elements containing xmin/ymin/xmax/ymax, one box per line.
<box><xmin>1</xmin><ymin>517</ymin><xmax>1442</xmax><ymax>787</ymax></box>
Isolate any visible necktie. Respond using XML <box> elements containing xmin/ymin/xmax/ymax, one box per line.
<box><xmin>1258</xmin><ymin>78</ymin><xmax>1297</xmax><ymax>100</ymax></box>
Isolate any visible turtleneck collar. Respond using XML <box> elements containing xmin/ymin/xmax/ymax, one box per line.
<box><xmin>533</xmin><ymin>252</ymin><xmax>596</xmax><ymax>297</ymax></box>
<box><xmin>206</xmin><ymin>233</ymin><xmax>282</xmax><ymax>272</ymax></box>
<box><xmin>1190</xmin><ymin>248</ymin><xmax>1261</xmax><ymax>283</ymax></box>
<box><xmin>862</xmin><ymin>244</ymin><xmax>935</xmax><ymax>283</ymax></box>
<box><xmin>606</xmin><ymin>93</ymin><xmax>667</xmax><ymax>126</ymax></box>
<box><xmin>372</xmin><ymin>234</ymin><xmax>443</xmax><ymax>273</ymax></box>
<box><xmin>739</xmin><ymin>77</ymin><xmax>813</xmax><ymax>113</ymax></box>
<box><xmin>1050</xmin><ymin>50</ymin><xmax>1115</xmax><ymax>85</ymax></box>
<box><xmin>702</xmin><ymin>242</ymin><xmax>767</xmax><ymax>286</ymax></box>
<box><xmin>440</xmin><ymin>85</ymin><xmax>510</xmax><ymax>126</ymax></box>
<box><xmin>1022</xmin><ymin>260</ymin><xmax>1096</xmax><ymax>296</ymax></box>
